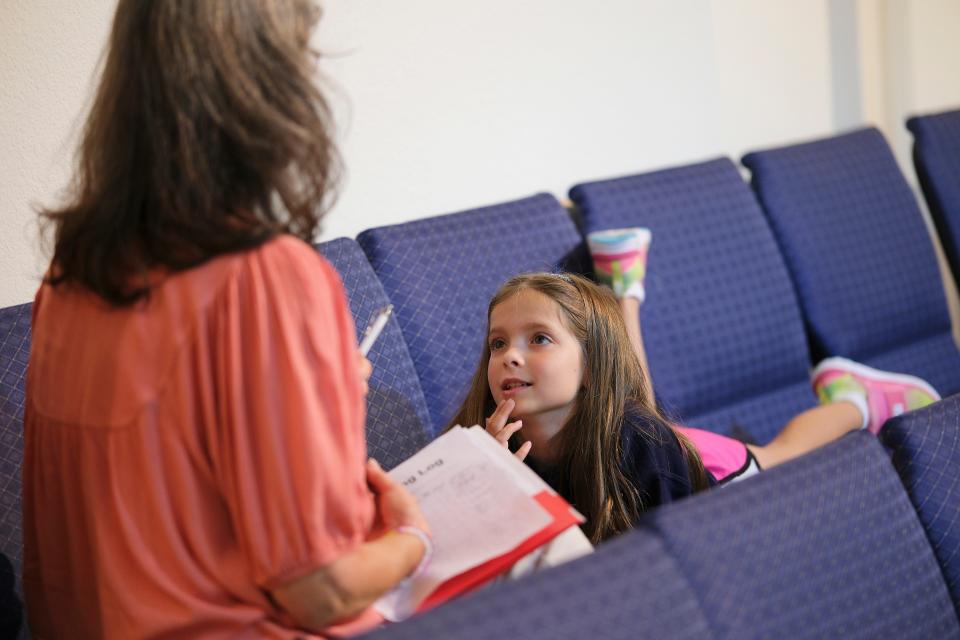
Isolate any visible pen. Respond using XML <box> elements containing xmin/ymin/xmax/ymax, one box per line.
<box><xmin>359</xmin><ymin>305</ymin><xmax>393</xmax><ymax>356</ymax></box>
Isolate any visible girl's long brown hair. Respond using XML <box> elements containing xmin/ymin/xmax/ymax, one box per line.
<box><xmin>41</xmin><ymin>0</ymin><xmax>338</xmax><ymax>305</ymax></box>
<box><xmin>449</xmin><ymin>273</ymin><xmax>710</xmax><ymax>543</ymax></box>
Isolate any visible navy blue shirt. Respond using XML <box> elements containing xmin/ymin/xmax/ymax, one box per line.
<box><xmin>527</xmin><ymin>409</ymin><xmax>715</xmax><ymax>520</ymax></box>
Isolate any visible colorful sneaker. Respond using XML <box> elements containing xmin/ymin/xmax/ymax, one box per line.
<box><xmin>811</xmin><ymin>357</ymin><xmax>941</xmax><ymax>434</ymax></box>
<box><xmin>587</xmin><ymin>228</ymin><xmax>651</xmax><ymax>302</ymax></box>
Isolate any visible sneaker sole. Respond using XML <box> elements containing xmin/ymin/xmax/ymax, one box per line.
<box><xmin>811</xmin><ymin>357</ymin><xmax>942</xmax><ymax>402</ymax></box>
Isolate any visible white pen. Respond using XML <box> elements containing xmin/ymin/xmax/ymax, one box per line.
<box><xmin>359</xmin><ymin>305</ymin><xmax>394</xmax><ymax>356</ymax></box>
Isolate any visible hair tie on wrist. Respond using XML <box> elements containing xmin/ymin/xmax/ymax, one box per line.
<box><xmin>395</xmin><ymin>525</ymin><xmax>433</xmax><ymax>579</ymax></box>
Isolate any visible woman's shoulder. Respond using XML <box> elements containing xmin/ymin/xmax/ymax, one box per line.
<box><xmin>208</xmin><ymin>234</ymin><xmax>343</xmax><ymax>309</ymax></box>
<box><xmin>247</xmin><ymin>234</ymin><xmax>336</xmax><ymax>280</ymax></box>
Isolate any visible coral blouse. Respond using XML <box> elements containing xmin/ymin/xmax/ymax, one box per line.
<box><xmin>23</xmin><ymin>236</ymin><xmax>380</xmax><ymax>638</ymax></box>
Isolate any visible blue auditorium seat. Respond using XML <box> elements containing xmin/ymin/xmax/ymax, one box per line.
<box><xmin>650</xmin><ymin>432</ymin><xmax>959</xmax><ymax>639</ymax></box>
<box><xmin>907</xmin><ymin>109</ymin><xmax>960</xmax><ymax>287</ymax></box>
<box><xmin>570</xmin><ymin>158</ymin><xmax>815</xmax><ymax>444</ymax></box>
<box><xmin>0</xmin><ymin>302</ymin><xmax>29</xmax><ymax>638</ymax></box>
<box><xmin>743</xmin><ymin>128</ymin><xmax>960</xmax><ymax>397</ymax></box>
<box><xmin>882</xmin><ymin>394</ymin><xmax>960</xmax><ymax>615</ymax></box>
<box><xmin>360</xmin><ymin>524</ymin><xmax>711</xmax><ymax>640</ymax></box>
<box><xmin>357</xmin><ymin>194</ymin><xmax>587</xmax><ymax>435</ymax></box>
<box><xmin>317</xmin><ymin>238</ymin><xmax>432</xmax><ymax>469</ymax></box>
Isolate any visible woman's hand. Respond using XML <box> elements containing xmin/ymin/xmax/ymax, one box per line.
<box><xmin>366</xmin><ymin>459</ymin><xmax>430</xmax><ymax>535</ymax></box>
<box><xmin>357</xmin><ymin>353</ymin><xmax>372</xmax><ymax>397</ymax></box>
<box><xmin>485</xmin><ymin>399</ymin><xmax>532</xmax><ymax>461</ymax></box>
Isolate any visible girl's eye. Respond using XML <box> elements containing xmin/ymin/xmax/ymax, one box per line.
<box><xmin>489</xmin><ymin>338</ymin><xmax>506</xmax><ymax>351</ymax></box>
<box><xmin>532</xmin><ymin>334</ymin><xmax>552</xmax><ymax>345</ymax></box>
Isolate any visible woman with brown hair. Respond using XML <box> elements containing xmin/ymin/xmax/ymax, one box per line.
<box><xmin>24</xmin><ymin>1</ymin><xmax>429</xmax><ymax>637</ymax></box>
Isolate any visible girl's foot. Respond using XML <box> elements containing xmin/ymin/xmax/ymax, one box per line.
<box><xmin>811</xmin><ymin>357</ymin><xmax>940</xmax><ymax>434</ymax></box>
<box><xmin>587</xmin><ymin>228</ymin><xmax>651</xmax><ymax>302</ymax></box>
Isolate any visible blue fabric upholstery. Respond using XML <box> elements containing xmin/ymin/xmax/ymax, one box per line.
<box><xmin>908</xmin><ymin>109</ymin><xmax>960</xmax><ymax>287</ymax></box>
<box><xmin>743</xmin><ymin>128</ymin><xmax>960</xmax><ymax>397</ymax></box>
<box><xmin>357</xmin><ymin>194</ymin><xmax>587</xmax><ymax>434</ymax></box>
<box><xmin>570</xmin><ymin>158</ymin><xmax>814</xmax><ymax>444</ymax></box>
<box><xmin>652</xmin><ymin>432</ymin><xmax>960</xmax><ymax>639</ymax></box>
<box><xmin>317</xmin><ymin>239</ymin><xmax>431</xmax><ymax>469</ymax></box>
<box><xmin>359</xmin><ymin>527</ymin><xmax>711</xmax><ymax>640</ymax></box>
<box><xmin>882</xmin><ymin>394</ymin><xmax>960</xmax><ymax>616</ymax></box>
<box><xmin>0</xmin><ymin>302</ymin><xmax>29</xmax><ymax>638</ymax></box>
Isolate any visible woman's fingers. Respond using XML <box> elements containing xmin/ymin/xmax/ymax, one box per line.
<box><xmin>365</xmin><ymin>458</ymin><xmax>395</xmax><ymax>494</ymax></box>
<box><xmin>357</xmin><ymin>353</ymin><xmax>373</xmax><ymax>397</ymax></box>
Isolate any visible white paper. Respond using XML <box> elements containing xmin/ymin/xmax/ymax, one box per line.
<box><xmin>374</xmin><ymin>426</ymin><xmax>554</xmax><ymax>620</ymax></box>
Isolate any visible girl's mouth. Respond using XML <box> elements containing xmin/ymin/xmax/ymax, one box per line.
<box><xmin>501</xmin><ymin>379</ymin><xmax>532</xmax><ymax>395</ymax></box>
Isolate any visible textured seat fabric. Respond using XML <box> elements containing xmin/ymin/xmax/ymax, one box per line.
<box><xmin>743</xmin><ymin>128</ymin><xmax>960</xmax><ymax>397</ymax></box>
<box><xmin>357</xmin><ymin>194</ymin><xmax>587</xmax><ymax>434</ymax></box>
<box><xmin>0</xmin><ymin>303</ymin><xmax>29</xmax><ymax>638</ymax></box>
<box><xmin>882</xmin><ymin>394</ymin><xmax>960</xmax><ymax>615</ymax></box>
<box><xmin>317</xmin><ymin>238</ymin><xmax>431</xmax><ymax>469</ymax></box>
<box><xmin>908</xmin><ymin>109</ymin><xmax>960</xmax><ymax>287</ymax></box>
<box><xmin>570</xmin><ymin>158</ymin><xmax>814</xmax><ymax>444</ymax></box>
<box><xmin>359</xmin><ymin>527</ymin><xmax>711</xmax><ymax>640</ymax></box>
<box><xmin>652</xmin><ymin>432</ymin><xmax>960</xmax><ymax>639</ymax></box>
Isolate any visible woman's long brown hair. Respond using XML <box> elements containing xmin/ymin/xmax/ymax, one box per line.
<box><xmin>41</xmin><ymin>0</ymin><xmax>338</xmax><ymax>305</ymax></box>
<box><xmin>449</xmin><ymin>273</ymin><xmax>710</xmax><ymax>543</ymax></box>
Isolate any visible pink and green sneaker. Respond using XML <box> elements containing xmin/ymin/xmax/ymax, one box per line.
<box><xmin>587</xmin><ymin>228</ymin><xmax>651</xmax><ymax>302</ymax></box>
<box><xmin>811</xmin><ymin>357</ymin><xmax>940</xmax><ymax>434</ymax></box>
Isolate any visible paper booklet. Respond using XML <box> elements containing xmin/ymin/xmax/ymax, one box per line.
<box><xmin>373</xmin><ymin>425</ymin><xmax>584</xmax><ymax>621</ymax></box>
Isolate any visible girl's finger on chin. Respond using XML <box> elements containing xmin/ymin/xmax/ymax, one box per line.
<box><xmin>491</xmin><ymin>401</ymin><xmax>508</xmax><ymax>421</ymax></box>
<box><xmin>515</xmin><ymin>441</ymin><xmax>532</xmax><ymax>461</ymax></box>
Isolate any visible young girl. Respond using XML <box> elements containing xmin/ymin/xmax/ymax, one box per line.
<box><xmin>450</xmin><ymin>231</ymin><xmax>940</xmax><ymax>543</ymax></box>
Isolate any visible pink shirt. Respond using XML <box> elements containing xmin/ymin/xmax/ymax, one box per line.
<box><xmin>23</xmin><ymin>236</ymin><xmax>381</xmax><ymax>638</ymax></box>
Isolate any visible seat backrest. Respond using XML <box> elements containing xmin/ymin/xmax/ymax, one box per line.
<box><xmin>317</xmin><ymin>238</ymin><xmax>432</xmax><ymax>469</ymax></box>
<box><xmin>357</xmin><ymin>194</ymin><xmax>587</xmax><ymax>434</ymax></box>
<box><xmin>651</xmin><ymin>432</ymin><xmax>960</xmax><ymax>639</ymax></box>
<box><xmin>907</xmin><ymin>109</ymin><xmax>960</xmax><ymax>287</ymax></box>
<box><xmin>570</xmin><ymin>158</ymin><xmax>815</xmax><ymax>443</ymax></box>
<box><xmin>0</xmin><ymin>302</ymin><xmax>30</xmax><ymax>637</ymax></box>
<box><xmin>882</xmin><ymin>394</ymin><xmax>960</xmax><ymax>617</ymax></box>
<box><xmin>359</xmin><ymin>525</ymin><xmax>711</xmax><ymax>640</ymax></box>
<box><xmin>743</xmin><ymin>128</ymin><xmax>960</xmax><ymax>397</ymax></box>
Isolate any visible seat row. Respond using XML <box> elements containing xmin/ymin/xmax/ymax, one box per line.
<box><xmin>341</xmin><ymin>124</ymin><xmax>960</xmax><ymax>450</ymax></box>
<box><xmin>1</xmin><ymin>121</ymin><xmax>959</xmax><ymax>636</ymax></box>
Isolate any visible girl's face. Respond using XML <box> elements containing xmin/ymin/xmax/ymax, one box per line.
<box><xmin>487</xmin><ymin>289</ymin><xmax>584</xmax><ymax>428</ymax></box>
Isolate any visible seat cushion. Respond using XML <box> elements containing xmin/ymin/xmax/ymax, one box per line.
<box><xmin>570</xmin><ymin>158</ymin><xmax>814</xmax><ymax>443</ymax></box>
<box><xmin>358</xmin><ymin>194</ymin><xmax>586</xmax><ymax>433</ymax></box>
<box><xmin>651</xmin><ymin>432</ymin><xmax>960</xmax><ymax>639</ymax></box>
<box><xmin>907</xmin><ymin>109</ymin><xmax>960</xmax><ymax>287</ymax></box>
<box><xmin>317</xmin><ymin>239</ymin><xmax>431</xmax><ymax>468</ymax></box>
<box><xmin>882</xmin><ymin>394</ymin><xmax>960</xmax><ymax>616</ymax></box>
<box><xmin>743</xmin><ymin>128</ymin><xmax>960</xmax><ymax>396</ymax></box>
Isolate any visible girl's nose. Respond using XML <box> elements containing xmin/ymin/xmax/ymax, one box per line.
<box><xmin>503</xmin><ymin>346</ymin><xmax>523</xmax><ymax>367</ymax></box>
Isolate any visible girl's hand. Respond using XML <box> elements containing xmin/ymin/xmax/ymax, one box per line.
<box><xmin>357</xmin><ymin>353</ymin><xmax>373</xmax><ymax>397</ymax></box>
<box><xmin>366</xmin><ymin>459</ymin><xmax>431</xmax><ymax>535</ymax></box>
<box><xmin>485</xmin><ymin>399</ymin><xmax>532</xmax><ymax>462</ymax></box>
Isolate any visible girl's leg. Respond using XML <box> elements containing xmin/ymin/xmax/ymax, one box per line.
<box><xmin>618</xmin><ymin>297</ymin><xmax>655</xmax><ymax>404</ymax></box>
<box><xmin>749</xmin><ymin>357</ymin><xmax>940</xmax><ymax>469</ymax></box>
<box><xmin>747</xmin><ymin>401</ymin><xmax>862</xmax><ymax>469</ymax></box>
<box><xmin>587</xmin><ymin>228</ymin><xmax>654</xmax><ymax>401</ymax></box>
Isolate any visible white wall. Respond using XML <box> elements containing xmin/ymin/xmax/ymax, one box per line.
<box><xmin>1</xmin><ymin>1</ymin><xmax>959</xmax><ymax>307</ymax></box>
<box><xmin>0</xmin><ymin>0</ymin><xmax>114</xmax><ymax>307</ymax></box>
<box><xmin>316</xmin><ymin>0</ymin><xmax>721</xmax><ymax>241</ymax></box>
